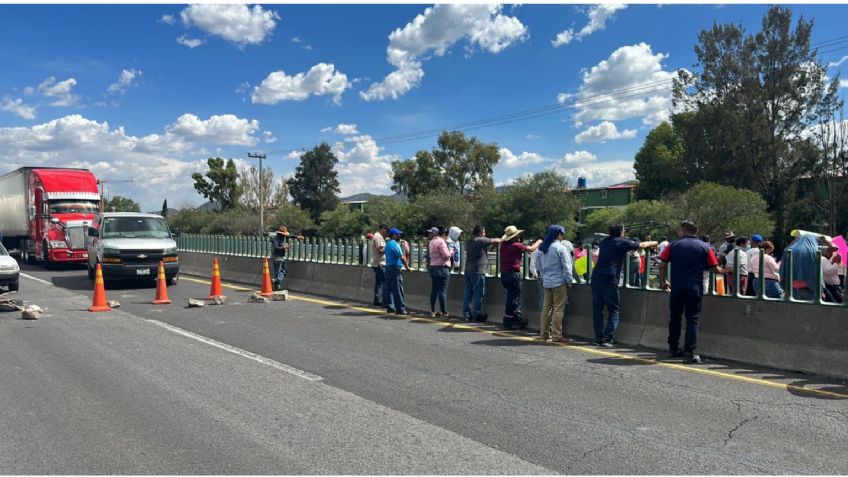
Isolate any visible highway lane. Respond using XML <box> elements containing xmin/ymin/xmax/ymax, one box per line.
<box><xmin>5</xmin><ymin>263</ymin><xmax>848</xmax><ymax>474</ymax></box>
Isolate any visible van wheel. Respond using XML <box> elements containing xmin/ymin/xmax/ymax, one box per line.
<box><xmin>8</xmin><ymin>281</ymin><xmax>19</xmax><ymax>292</ymax></box>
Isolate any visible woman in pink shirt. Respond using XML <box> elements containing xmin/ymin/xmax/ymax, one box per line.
<box><xmin>750</xmin><ymin>241</ymin><xmax>783</xmax><ymax>299</ymax></box>
<box><xmin>428</xmin><ymin>227</ymin><xmax>453</xmax><ymax>317</ymax></box>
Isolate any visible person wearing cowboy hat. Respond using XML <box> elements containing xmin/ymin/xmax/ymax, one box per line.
<box><xmin>271</xmin><ymin>226</ymin><xmax>291</xmax><ymax>289</ymax></box>
<box><xmin>499</xmin><ymin>225</ymin><xmax>542</xmax><ymax>330</ymax></box>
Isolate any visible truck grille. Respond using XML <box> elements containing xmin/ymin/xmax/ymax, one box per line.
<box><xmin>120</xmin><ymin>249</ymin><xmax>164</xmax><ymax>265</ymax></box>
<box><xmin>66</xmin><ymin>226</ymin><xmax>85</xmax><ymax>250</ymax></box>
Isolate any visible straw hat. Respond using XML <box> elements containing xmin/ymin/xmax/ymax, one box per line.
<box><xmin>501</xmin><ymin>225</ymin><xmax>524</xmax><ymax>241</ymax></box>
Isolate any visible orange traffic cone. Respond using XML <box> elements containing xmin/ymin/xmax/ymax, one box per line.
<box><xmin>208</xmin><ymin>257</ymin><xmax>225</xmax><ymax>300</ymax></box>
<box><xmin>260</xmin><ymin>257</ymin><xmax>274</xmax><ymax>297</ymax></box>
<box><xmin>89</xmin><ymin>263</ymin><xmax>111</xmax><ymax>312</ymax></box>
<box><xmin>152</xmin><ymin>261</ymin><xmax>172</xmax><ymax>305</ymax></box>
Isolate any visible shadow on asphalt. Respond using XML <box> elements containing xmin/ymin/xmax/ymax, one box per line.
<box><xmin>470</xmin><ymin>338</ymin><xmax>536</xmax><ymax>347</ymax></box>
<box><xmin>323</xmin><ymin>304</ymin><xmax>348</xmax><ymax>310</ymax></box>
<box><xmin>51</xmin><ymin>275</ymin><xmax>156</xmax><ymax>291</ymax></box>
<box><xmin>336</xmin><ymin>310</ymin><xmax>375</xmax><ymax>317</ymax></box>
<box><xmin>587</xmin><ymin>356</ymin><xmax>657</xmax><ymax>366</ymax></box>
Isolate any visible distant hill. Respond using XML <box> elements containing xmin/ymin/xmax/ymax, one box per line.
<box><xmin>341</xmin><ymin>192</ymin><xmax>406</xmax><ymax>203</ymax></box>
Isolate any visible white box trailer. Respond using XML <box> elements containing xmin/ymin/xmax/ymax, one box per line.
<box><xmin>0</xmin><ymin>169</ymin><xmax>31</xmax><ymax>238</ymax></box>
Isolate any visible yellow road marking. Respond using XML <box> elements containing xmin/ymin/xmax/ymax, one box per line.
<box><xmin>181</xmin><ymin>276</ymin><xmax>848</xmax><ymax>399</ymax></box>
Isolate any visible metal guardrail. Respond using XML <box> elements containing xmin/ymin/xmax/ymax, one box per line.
<box><xmin>176</xmin><ymin>234</ymin><xmax>846</xmax><ymax>306</ymax></box>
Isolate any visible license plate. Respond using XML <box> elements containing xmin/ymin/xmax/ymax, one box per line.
<box><xmin>136</xmin><ymin>269</ymin><xmax>151</xmax><ymax>276</ymax></box>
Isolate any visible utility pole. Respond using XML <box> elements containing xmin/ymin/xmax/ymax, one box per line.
<box><xmin>248</xmin><ymin>152</ymin><xmax>267</xmax><ymax>234</ymax></box>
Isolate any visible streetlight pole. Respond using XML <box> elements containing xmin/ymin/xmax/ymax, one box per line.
<box><xmin>248</xmin><ymin>152</ymin><xmax>268</xmax><ymax>234</ymax></box>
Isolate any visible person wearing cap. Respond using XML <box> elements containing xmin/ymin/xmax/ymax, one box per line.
<box><xmin>370</xmin><ymin>224</ymin><xmax>390</xmax><ymax>307</ymax></box>
<box><xmin>591</xmin><ymin>223</ymin><xmax>657</xmax><ymax>347</ymax></box>
<box><xmin>659</xmin><ymin>221</ymin><xmax>723</xmax><ymax>364</ymax></box>
<box><xmin>428</xmin><ymin>226</ymin><xmax>452</xmax><ymax>317</ymax></box>
<box><xmin>745</xmin><ymin>234</ymin><xmax>764</xmax><ymax>296</ymax></box>
<box><xmin>463</xmin><ymin>225</ymin><xmax>501</xmax><ymax>322</ymax></box>
<box><xmin>499</xmin><ymin>226</ymin><xmax>542</xmax><ymax>330</ymax></box>
<box><xmin>384</xmin><ymin>227</ymin><xmax>410</xmax><ymax>315</ymax></box>
<box><xmin>724</xmin><ymin>236</ymin><xmax>750</xmax><ymax>296</ymax></box>
<box><xmin>534</xmin><ymin>225</ymin><xmax>573</xmax><ymax>343</ymax></box>
<box><xmin>271</xmin><ymin>226</ymin><xmax>291</xmax><ymax>289</ymax></box>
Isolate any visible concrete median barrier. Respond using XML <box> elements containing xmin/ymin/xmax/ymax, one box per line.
<box><xmin>177</xmin><ymin>251</ymin><xmax>848</xmax><ymax>379</ymax></box>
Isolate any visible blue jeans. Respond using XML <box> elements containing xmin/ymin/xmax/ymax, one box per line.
<box><xmin>462</xmin><ymin>273</ymin><xmax>486</xmax><ymax>318</ymax></box>
<box><xmin>372</xmin><ymin>266</ymin><xmax>386</xmax><ymax>306</ymax></box>
<box><xmin>385</xmin><ymin>266</ymin><xmax>405</xmax><ymax>312</ymax></box>
<box><xmin>752</xmin><ymin>278</ymin><xmax>784</xmax><ymax>299</ymax></box>
<box><xmin>668</xmin><ymin>288</ymin><xmax>702</xmax><ymax>353</ymax></box>
<box><xmin>592</xmin><ymin>282</ymin><xmax>620</xmax><ymax>343</ymax></box>
<box><xmin>273</xmin><ymin>259</ymin><xmax>287</xmax><ymax>285</ymax></box>
<box><xmin>429</xmin><ymin>266</ymin><xmax>450</xmax><ymax>313</ymax></box>
<box><xmin>500</xmin><ymin>271</ymin><xmax>522</xmax><ymax>319</ymax></box>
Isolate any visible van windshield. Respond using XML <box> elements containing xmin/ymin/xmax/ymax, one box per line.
<box><xmin>49</xmin><ymin>201</ymin><xmax>100</xmax><ymax>214</ymax></box>
<box><xmin>101</xmin><ymin>217</ymin><xmax>171</xmax><ymax>239</ymax></box>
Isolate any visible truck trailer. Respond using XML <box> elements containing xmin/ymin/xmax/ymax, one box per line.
<box><xmin>0</xmin><ymin>167</ymin><xmax>100</xmax><ymax>267</ymax></box>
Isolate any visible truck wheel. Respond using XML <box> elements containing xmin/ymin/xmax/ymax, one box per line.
<box><xmin>168</xmin><ymin>273</ymin><xmax>179</xmax><ymax>286</ymax></box>
<box><xmin>22</xmin><ymin>244</ymin><xmax>34</xmax><ymax>265</ymax></box>
<box><xmin>8</xmin><ymin>281</ymin><xmax>19</xmax><ymax>292</ymax></box>
<box><xmin>42</xmin><ymin>242</ymin><xmax>53</xmax><ymax>270</ymax></box>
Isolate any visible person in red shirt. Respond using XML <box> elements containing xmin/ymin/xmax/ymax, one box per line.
<box><xmin>499</xmin><ymin>225</ymin><xmax>542</xmax><ymax>330</ymax></box>
<box><xmin>659</xmin><ymin>221</ymin><xmax>723</xmax><ymax>364</ymax></box>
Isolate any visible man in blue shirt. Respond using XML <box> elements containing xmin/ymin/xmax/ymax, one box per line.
<box><xmin>384</xmin><ymin>228</ymin><xmax>410</xmax><ymax>315</ymax></box>
<box><xmin>591</xmin><ymin>224</ymin><xmax>657</xmax><ymax>347</ymax></box>
<box><xmin>659</xmin><ymin>221</ymin><xmax>723</xmax><ymax>364</ymax></box>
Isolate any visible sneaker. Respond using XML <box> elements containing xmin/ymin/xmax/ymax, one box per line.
<box><xmin>386</xmin><ymin>308</ymin><xmax>395</xmax><ymax>314</ymax></box>
<box><xmin>474</xmin><ymin>313</ymin><xmax>488</xmax><ymax>322</ymax></box>
<box><xmin>685</xmin><ymin>353</ymin><xmax>704</xmax><ymax>364</ymax></box>
<box><xmin>430</xmin><ymin>311</ymin><xmax>437</xmax><ymax>317</ymax></box>
<box><xmin>600</xmin><ymin>342</ymin><xmax>615</xmax><ymax>348</ymax></box>
<box><xmin>463</xmin><ymin>314</ymin><xmax>473</xmax><ymax>322</ymax></box>
<box><xmin>537</xmin><ymin>334</ymin><xmax>550</xmax><ymax>341</ymax></box>
<box><xmin>515</xmin><ymin>319</ymin><xmax>529</xmax><ymax>330</ymax></box>
<box><xmin>669</xmin><ymin>349</ymin><xmax>684</xmax><ymax>358</ymax></box>
<box><xmin>593</xmin><ymin>341</ymin><xmax>604</xmax><ymax>347</ymax></box>
<box><xmin>395</xmin><ymin>310</ymin><xmax>410</xmax><ymax>315</ymax></box>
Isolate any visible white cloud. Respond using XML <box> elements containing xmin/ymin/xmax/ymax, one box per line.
<box><xmin>557</xmin><ymin>92</ymin><xmax>572</xmax><ymax>105</ymax></box>
<box><xmin>525</xmin><ymin>134</ymin><xmax>540</xmax><ymax>140</ymax></box>
<box><xmin>291</xmin><ymin>36</ymin><xmax>313</xmax><ymax>50</ymax></box>
<box><xmin>562</xmin><ymin>150</ymin><xmax>597</xmax><ymax>164</ymax></box>
<box><xmin>331</xmin><ymin>133</ymin><xmax>399</xmax><ymax>196</ymax></box>
<box><xmin>498</xmin><ymin>147</ymin><xmax>545</xmax><ymax>168</ymax></box>
<box><xmin>263</xmin><ymin>131</ymin><xmax>277</xmax><ymax>144</ymax></box>
<box><xmin>552</xmin><ymin>4</ymin><xmax>627</xmax><ymax>47</ymax></box>
<box><xmin>106</xmin><ymin>69</ymin><xmax>142</xmax><ymax>95</ymax></box>
<box><xmin>159</xmin><ymin>14</ymin><xmax>175</xmax><ymax>25</ymax></box>
<box><xmin>165</xmin><ymin>113</ymin><xmax>260</xmax><ymax>146</ymax></box>
<box><xmin>251</xmin><ymin>63</ymin><xmax>350</xmax><ymax>105</ymax></box>
<box><xmin>1</xmin><ymin>97</ymin><xmax>37</xmax><ymax>120</ymax></box>
<box><xmin>179</xmin><ymin>4</ymin><xmax>279</xmax><ymax>47</ymax></box>
<box><xmin>555</xmin><ymin>159</ymin><xmax>635</xmax><ymax>188</ymax></box>
<box><xmin>177</xmin><ymin>35</ymin><xmax>205</xmax><ymax>48</ymax></box>
<box><xmin>332</xmin><ymin>123</ymin><xmax>358</xmax><ymax>135</ymax></box>
<box><xmin>37</xmin><ymin>77</ymin><xmax>80</xmax><ymax>107</ymax></box>
<box><xmin>828</xmin><ymin>55</ymin><xmax>848</xmax><ymax>69</ymax></box>
<box><xmin>0</xmin><ymin>114</ymin><xmax>261</xmax><ymax>210</ymax></box>
<box><xmin>574</xmin><ymin>121</ymin><xmax>636</xmax><ymax>144</ymax></box>
<box><xmin>567</xmin><ymin>42</ymin><xmax>675</xmax><ymax>127</ymax></box>
<box><xmin>361</xmin><ymin>4</ymin><xmax>527</xmax><ymax>101</ymax></box>
<box><xmin>285</xmin><ymin>150</ymin><xmax>302</xmax><ymax>160</ymax></box>
<box><xmin>840</xmin><ymin>79</ymin><xmax>848</xmax><ymax>89</ymax></box>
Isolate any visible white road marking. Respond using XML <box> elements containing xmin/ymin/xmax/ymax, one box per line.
<box><xmin>148</xmin><ymin>320</ymin><xmax>323</xmax><ymax>382</ymax></box>
<box><xmin>20</xmin><ymin>273</ymin><xmax>54</xmax><ymax>286</ymax></box>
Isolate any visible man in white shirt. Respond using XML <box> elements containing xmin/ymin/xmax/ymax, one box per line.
<box><xmin>370</xmin><ymin>224</ymin><xmax>389</xmax><ymax>306</ymax></box>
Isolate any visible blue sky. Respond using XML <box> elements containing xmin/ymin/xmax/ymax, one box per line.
<box><xmin>1</xmin><ymin>3</ymin><xmax>847</xmax><ymax>211</ymax></box>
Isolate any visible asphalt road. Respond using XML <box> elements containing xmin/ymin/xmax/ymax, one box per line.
<box><xmin>2</xmin><ymin>263</ymin><xmax>848</xmax><ymax>475</ymax></box>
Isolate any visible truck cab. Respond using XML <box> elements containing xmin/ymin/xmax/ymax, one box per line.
<box><xmin>86</xmin><ymin>213</ymin><xmax>180</xmax><ymax>286</ymax></box>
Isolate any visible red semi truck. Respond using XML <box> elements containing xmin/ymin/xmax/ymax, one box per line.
<box><xmin>0</xmin><ymin>167</ymin><xmax>100</xmax><ymax>267</ymax></box>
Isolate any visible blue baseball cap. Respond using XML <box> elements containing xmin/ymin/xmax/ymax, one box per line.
<box><xmin>388</xmin><ymin>227</ymin><xmax>403</xmax><ymax>236</ymax></box>
<box><xmin>752</xmin><ymin>234</ymin><xmax>764</xmax><ymax>243</ymax></box>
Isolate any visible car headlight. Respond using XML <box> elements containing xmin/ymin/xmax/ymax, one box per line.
<box><xmin>163</xmin><ymin>246</ymin><xmax>177</xmax><ymax>255</ymax></box>
<box><xmin>0</xmin><ymin>263</ymin><xmax>19</xmax><ymax>271</ymax></box>
<box><xmin>102</xmin><ymin>247</ymin><xmax>121</xmax><ymax>257</ymax></box>
<box><xmin>49</xmin><ymin>241</ymin><xmax>68</xmax><ymax>249</ymax></box>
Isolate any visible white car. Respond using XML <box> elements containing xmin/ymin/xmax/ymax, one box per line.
<box><xmin>0</xmin><ymin>243</ymin><xmax>20</xmax><ymax>292</ymax></box>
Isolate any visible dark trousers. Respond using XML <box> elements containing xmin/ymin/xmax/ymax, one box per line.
<box><xmin>825</xmin><ymin>284</ymin><xmax>844</xmax><ymax>304</ymax></box>
<box><xmin>428</xmin><ymin>266</ymin><xmax>450</xmax><ymax>313</ymax></box>
<box><xmin>668</xmin><ymin>288</ymin><xmax>702</xmax><ymax>353</ymax></box>
<box><xmin>462</xmin><ymin>273</ymin><xmax>486</xmax><ymax>318</ymax></box>
<box><xmin>372</xmin><ymin>266</ymin><xmax>386</xmax><ymax>306</ymax></box>
<box><xmin>592</xmin><ymin>282</ymin><xmax>620</xmax><ymax>343</ymax></box>
<box><xmin>500</xmin><ymin>271</ymin><xmax>522</xmax><ymax>319</ymax></box>
<box><xmin>385</xmin><ymin>266</ymin><xmax>405</xmax><ymax>312</ymax></box>
<box><xmin>272</xmin><ymin>258</ymin><xmax>287</xmax><ymax>284</ymax></box>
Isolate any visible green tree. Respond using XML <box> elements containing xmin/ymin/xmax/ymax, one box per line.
<box><xmin>400</xmin><ymin>191</ymin><xmax>475</xmax><ymax>237</ymax></box>
<box><xmin>633</xmin><ymin>122</ymin><xmax>688</xmax><ymax>200</ymax></box>
<box><xmin>104</xmin><ymin>195</ymin><xmax>140</xmax><ymax>212</ymax></box>
<box><xmin>269</xmin><ymin>204</ymin><xmax>316</xmax><ymax>235</ymax></box>
<box><xmin>678</xmin><ymin>182</ymin><xmax>774</xmax><ymax>242</ymax></box>
<box><xmin>622</xmin><ymin>200</ymin><xmax>682</xmax><ymax>239</ymax></box>
<box><xmin>364</xmin><ymin>196</ymin><xmax>407</xmax><ymax>231</ymax></box>
<box><xmin>167</xmin><ymin>207</ymin><xmax>207</xmax><ymax>233</ymax></box>
<box><xmin>673</xmin><ymin>6</ymin><xmax>839</xmax><ymax>247</ymax></box>
<box><xmin>191</xmin><ymin>157</ymin><xmax>243</xmax><ymax>211</ymax></box>
<box><xmin>583</xmin><ymin>208</ymin><xmax>625</xmax><ymax>236</ymax></box>
<box><xmin>238</xmin><ymin>165</ymin><xmax>288</xmax><ymax>210</ymax></box>
<box><xmin>481</xmin><ymin>171</ymin><xmax>580</xmax><ymax>240</ymax></box>
<box><xmin>318</xmin><ymin>205</ymin><xmax>371</xmax><ymax>238</ymax></box>
<box><xmin>391</xmin><ymin>131</ymin><xmax>500</xmax><ymax>199</ymax></box>
<box><xmin>287</xmin><ymin>143</ymin><xmax>340</xmax><ymax>222</ymax></box>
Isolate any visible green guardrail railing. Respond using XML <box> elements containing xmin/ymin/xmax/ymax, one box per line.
<box><xmin>175</xmin><ymin>234</ymin><xmax>846</xmax><ymax>305</ymax></box>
